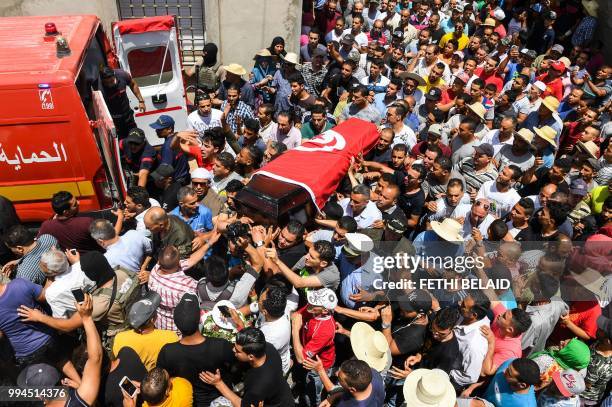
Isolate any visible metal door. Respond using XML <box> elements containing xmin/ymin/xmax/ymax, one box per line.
<box><xmin>116</xmin><ymin>0</ymin><xmax>205</xmax><ymax>64</ymax></box>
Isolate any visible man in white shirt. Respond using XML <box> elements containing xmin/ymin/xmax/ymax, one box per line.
<box><xmin>89</xmin><ymin>219</ymin><xmax>152</xmax><ymax>273</ymax></box>
<box><xmin>186</xmin><ymin>95</ymin><xmax>223</xmax><ymax>137</ymax></box>
<box><xmin>476</xmin><ymin>165</ymin><xmax>522</xmax><ymax>218</ymax></box>
<box><xmin>462</xmin><ymin>198</ymin><xmax>496</xmax><ymax>240</ymax></box>
<box><xmin>342</xmin><ymin>14</ymin><xmax>369</xmax><ymax>49</ymax></box>
<box><xmin>244</xmin><ymin>284</ymin><xmax>293</xmax><ymax>374</ymax></box>
<box><xmin>450</xmin><ymin>292</ymin><xmax>491</xmax><ymax>389</ymax></box>
<box><xmin>124</xmin><ymin>186</ymin><xmax>161</xmax><ymax>239</ymax></box>
<box><xmin>41</xmin><ymin>249</ymin><xmax>96</xmax><ymax>318</ymax></box>
<box><xmin>338</xmin><ymin>184</ymin><xmax>382</xmax><ymax>229</ymax></box>
<box><xmin>386</xmin><ymin>103</ymin><xmax>417</xmax><ymax>149</ymax></box>
<box><xmin>269</xmin><ymin>111</ymin><xmax>301</xmax><ymax>150</ymax></box>
<box><xmin>480</xmin><ymin>116</ymin><xmax>516</xmax><ymax>156</ymax></box>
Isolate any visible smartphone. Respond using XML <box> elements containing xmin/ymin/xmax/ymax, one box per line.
<box><xmin>119</xmin><ymin>376</ymin><xmax>138</xmax><ymax>399</ymax></box>
<box><xmin>71</xmin><ymin>288</ymin><xmax>85</xmax><ymax>303</ymax></box>
<box><xmin>218</xmin><ymin>305</ymin><xmax>232</xmax><ymax>318</ymax></box>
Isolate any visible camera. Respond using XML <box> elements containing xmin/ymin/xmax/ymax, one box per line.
<box><xmin>225</xmin><ymin>221</ymin><xmax>250</xmax><ymax>244</ymax></box>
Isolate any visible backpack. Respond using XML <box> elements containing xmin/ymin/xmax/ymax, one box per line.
<box><xmin>197</xmin><ymin>65</ymin><xmax>219</xmax><ymax>92</ymax></box>
<box><xmin>196</xmin><ymin>276</ymin><xmax>234</xmax><ymax>311</ymax></box>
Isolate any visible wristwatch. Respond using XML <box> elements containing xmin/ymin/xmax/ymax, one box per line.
<box><xmin>254</xmin><ymin>240</ymin><xmax>265</xmax><ymax>248</ymax></box>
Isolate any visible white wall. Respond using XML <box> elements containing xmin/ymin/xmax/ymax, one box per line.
<box><xmin>0</xmin><ymin>0</ymin><xmax>119</xmax><ymax>34</ymax></box>
<box><xmin>205</xmin><ymin>0</ymin><xmax>303</xmax><ymax>71</ymax></box>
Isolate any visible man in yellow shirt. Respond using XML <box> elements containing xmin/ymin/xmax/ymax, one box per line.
<box><xmin>112</xmin><ymin>292</ymin><xmax>178</xmax><ymax>370</ymax></box>
<box><xmin>418</xmin><ymin>63</ymin><xmax>446</xmax><ymax>94</ymax></box>
<box><xmin>438</xmin><ymin>20</ymin><xmax>469</xmax><ymax>50</ymax></box>
<box><xmin>140</xmin><ymin>367</ymin><xmax>193</xmax><ymax>407</ymax></box>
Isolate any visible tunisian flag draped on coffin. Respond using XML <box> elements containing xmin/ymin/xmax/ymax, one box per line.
<box><xmin>254</xmin><ymin>118</ymin><xmax>379</xmax><ymax>209</ymax></box>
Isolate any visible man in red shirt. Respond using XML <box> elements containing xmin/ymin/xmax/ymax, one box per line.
<box><xmin>292</xmin><ymin>288</ymin><xmax>337</xmax><ymax>406</ymax></box>
<box><xmin>314</xmin><ymin>0</ymin><xmax>341</xmax><ymax>36</ymax></box>
<box><xmin>475</xmin><ymin>56</ymin><xmax>504</xmax><ymax>95</ymax></box>
<box><xmin>536</xmin><ymin>60</ymin><xmax>565</xmax><ymax>101</ymax></box>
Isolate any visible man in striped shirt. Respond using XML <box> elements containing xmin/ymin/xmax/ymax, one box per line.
<box><xmin>148</xmin><ymin>233</ymin><xmax>219</xmax><ymax>333</ymax></box>
<box><xmin>455</xmin><ymin>143</ymin><xmax>499</xmax><ymax>199</ymax></box>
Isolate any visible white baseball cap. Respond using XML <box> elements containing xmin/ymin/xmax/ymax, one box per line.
<box><xmin>190</xmin><ymin>168</ymin><xmax>212</xmax><ymax>180</ymax></box>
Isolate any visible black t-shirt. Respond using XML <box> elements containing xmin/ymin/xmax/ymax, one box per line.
<box><xmin>241</xmin><ymin>343</ymin><xmax>294</xmax><ymax>407</ymax></box>
<box><xmin>104</xmin><ymin>347</ymin><xmax>147</xmax><ymax>407</ymax></box>
<box><xmin>156</xmin><ymin>337</ymin><xmax>235</xmax><ymax>407</ymax></box>
<box><xmin>326</xmin><ymin>74</ymin><xmax>359</xmax><ymax>107</ymax></box>
<box><xmin>120</xmin><ymin>140</ymin><xmax>158</xmax><ymax>173</ymax></box>
<box><xmin>421</xmin><ymin>336</ymin><xmax>460</xmax><ymax>373</ymax></box>
<box><xmin>391</xmin><ymin>171</ymin><xmax>425</xmax><ymax>220</ymax></box>
<box><xmin>279</xmin><ymin>242</ymin><xmax>307</xmax><ymax>269</ymax></box>
<box><xmin>391</xmin><ymin>321</ymin><xmax>427</xmax><ymax>368</ymax></box>
<box><xmin>365</xmin><ymin>147</ymin><xmax>392</xmax><ymax>164</ymax></box>
<box><xmin>514</xmin><ymin>225</ymin><xmax>539</xmax><ymax>242</ymax></box>
<box><xmin>155</xmin><ymin>181</ymin><xmax>182</xmax><ymax>212</ymax></box>
<box><xmin>102</xmin><ymin>69</ymin><xmax>133</xmax><ymax>117</ymax></box>
<box><xmin>519</xmin><ymin>167</ymin><xmax>569</xmax><ymax>197</ymax></box>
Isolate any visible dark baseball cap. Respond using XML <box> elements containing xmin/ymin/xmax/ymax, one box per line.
<box><xmin>569</xmin><ymin>178</ymin><xmax>589</xmax><ymax>197</ymax></box>
<box><xmin>398</xmin><ymin>290</ymin><xmax>432</xmax><ymax>314</ymax></box>
<box><xmin>150</xmin><ymin>163</ymin><xmax>175</xmax><ymax>182</ymax></box>
<box><xmin>312</xmin><ymin>47</ymin><xmax>327</xmax><ymax>58</ymax></box>
<box><xmin>100</xmin><ymin>66</ymin><xmax>115</xmax><ymax>79</ymax></box>
<box><xmin>174</xmin><ymin>293</ymin><xmax>201</xmax><ymax>335</ymax></box>
<box><xmin>126</xmin><ymin>128</ymin><xmax>146</xmax><ymax>144</ymax></box>
<box><xmin>474</xmin><ymin>143</ymin><xmax>494</xmax><ymax>157</ymax></box>
<box><xmin>17</xmin><ymin>363</ymin><xmax>61</xmax><ymax>387</ymax></box>
<box><xmin>149</xmin><ymin>114</ymin><xmax>175</xmax><ymax>130</ymax></box>
<box><xmin>386</xmin><ymin>213</ymin><xmax>408</xmax><ymax>234</ymax></box>
<box><xmin>128</xmin><ymin>291</ymin><xmax>161</xmax><ymax>329</ymax></box>
<box><xmin>425</xmin><ymin>87</ymin><xmax>442</xmax><ymax>101</ymax></box>
<box><xmin>341</xmin><ymin>34</ymin><xmax>355</xmax><ymax>45</ymax></box>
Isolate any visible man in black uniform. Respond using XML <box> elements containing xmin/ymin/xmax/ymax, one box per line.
<box><xmin>100</xmin><ymin>67</ymin><xmax>146</xmax><ymax>140</ymax></box>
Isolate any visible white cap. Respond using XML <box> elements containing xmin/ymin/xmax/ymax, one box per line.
<box><xmin>343</xmin><ymin>233</ymin><xmax>374</xmax><ymax>256</ymax></box>
<box><xmin>493</xmin><ymin>8</ymin><xmax>506</xmax><ymax>20</ymax></box>
<box><xmin>190</xmin><ymin>168</ymin><xmax>212</xmax><ymax>180</ymax></box>
<box><xmin>533</xmin><ymin>81</ymin><xmax>547</xmax><ymax>92</ymax></box>
<box><xmin>307</xmin><ymin>288</ymin><xmax>338</xmax><ymax>310</ymax></box>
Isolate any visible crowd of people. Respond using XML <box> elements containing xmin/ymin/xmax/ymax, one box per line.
<box><xmin>1</xmin><ymin>0</ymin><xmax>612</xmax><ymax>406</ymax></box>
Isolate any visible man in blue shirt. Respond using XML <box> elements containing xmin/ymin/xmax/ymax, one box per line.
<box><xmin>170</xmin><ymin>186</ymin><xmax>213</xmax><ymax>253</ymax></box>
<box><xmin>149</xmin><ymin>115</ymin><xmax>190</xmax><ymax>183</ymax></box>
<box><xmin>482</xmin><ymin>358</ymin><xmax>540</xmax><ymax>407</ymax></box>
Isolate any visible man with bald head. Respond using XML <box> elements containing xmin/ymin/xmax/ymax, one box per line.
<box><xmin>144</xmin><ymin>207</ymin><xmax>194</xmax><ymax>260</ymax></box>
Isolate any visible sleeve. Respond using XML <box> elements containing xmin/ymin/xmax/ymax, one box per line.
<box><xmin>339</xmin><ymin>105</ymin><xmax>350</xmax><ymax>121</ymax></box>
<box><xmin>316</xmin><ymin>268</ymin><xmax>338</xmax><ymax>289</ymax></box>
<box><xmin>27</xmin><ymin>279</ymin><xmax>43</xmax><ymax>299</ymax></box>
<box><xmin>188</xmin><ymin>145</ymin><xmax>204</xmax><ymax>168</ymax></box>
<box><xmin>139</xmin><ymin>145</ymin><xmax>157</xmax><ymax>171</ymax></box>
<box><xmin>229</xmin><ymin>264</ymin><xmax>257</xmax><ymax>307</ymax></box>
<box><xmin>142</xmin><ymin>234</ymin><xmax>153</xmax><ymax>255</ymax></box>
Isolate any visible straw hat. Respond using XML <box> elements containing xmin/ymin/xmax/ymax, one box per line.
<box><xmin>281</xmin><ymin>52</ymin><xmax>299</xmax><ymax>65</ymax></box>
<box><xmin>515</xmin><ymin>128</ymin><xmax>535</xmax><ymax>144</ymax></box>
<box><xmin>430</xmin><ymin>218</ymin><xmax>464</xmax><ymax>243</ymax></box>
<box><xmin>534</xmin><ymin>126</ymin><xmax>557</xmax><ymax>148</ymax></box>
<box><xmin>253</xmin><ymin>48</ymin><xmax>272</xmax><ymax>59</ymax></box>
<box><xmin>541</xmin><ymin>96</ymin><xmax>560</xmax><ymax>113</ymax></box>
<box><xmin>399</xmin><ymin>72</ymin><xmax>426</xmax><ymax>86</ymax></box>
<box><xmin>350</xmin><ymin>322</ymin><xmax>392</xmax><ymax>372</ymax></box>
<box><xmin>577</xmin><ymin>140</ymin><xmax>600</xmax><ymax>159</ymax></box>
<box><xmin>403</xmin><ymin>369</ymin><xmax>457</xmax><ymax>407</ymax></box>
<box><xmin>224</xmin><ymin>63</ymin><xmax>247</xmax><ymax>76</ymax></box>
<box><xmin>482</xmin><ymin>18</ymin><xmax>496</xmax><ymax>27</ymax></box>
<box><xmin>582</xmin><ymin>0</ymin><xmax>599</xmax><ymax>17</ymax></box>
<box><xmin>467</xmin><ymin>102</ymin><xmax>486</xmax><ymax>121</ymax></box>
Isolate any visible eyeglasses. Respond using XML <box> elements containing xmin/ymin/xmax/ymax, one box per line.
<box><xmin>192</xmin><ymin>181</ymin><xmax>210</xmax><ymax>186</ymax></box>
<box><xmin>475</xmin><ymin>201</ymin><xmax>490</xmax><ymax>211</ymax></box>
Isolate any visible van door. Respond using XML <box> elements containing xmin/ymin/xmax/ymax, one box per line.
<box><xmin>91</xmin><ymin>90</ymin><xmax>127</xmax><ymax>204</ymax></box>
<box><xmin>112</xmin><ymin>16</ymin><xmax>188</xmax><ymax>146</ymax></box>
